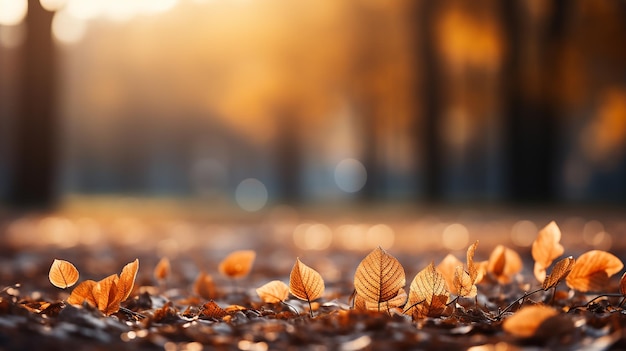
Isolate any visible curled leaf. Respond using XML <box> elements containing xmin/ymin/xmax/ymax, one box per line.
<box><xmin>154</xmin><ymin>257</ymin><xmax>171</xmax><ymax>281</ymax></box>
<box><xmin>502</xmin><ymin>305</ymin><xmax>559</xmax><ymax>338</ymax></box>
<box><xmin>354</xmin><ymin>247</ymin><xmax>406</xmax><ymax>306</ymax></box>
<box><xmin>532</xmin><ymin>221</ymin><xmax>565</xmax><ymax>283</ymax></box>
<box><xmin>406</xmin><ymin>262</ymin><xmax>449</xmax><ymax>319</ymax></box>
<box><xmin>67</xmin><ymin>280</ymin><xmax>97</xmax><ymax>307</ymax></box>
<box><xmin>219</xmin><ymin>250</ymin><xmax>256</xmax><ymax>279</ymax></box>
<box><xmin>542</xmin><ymin>256</ymin><xmax>575</xmax><ymax>290</ymax></box>
<box><xmin>116</xmin><ymin>259</ymin><xmax>139</xmax><ymax>302</ymax></box>
<box><xmin>256</xmin><ymin>280</ymin><xmax>289</xmax><ymax>303</ymax></box>
<box><xmin>566</xmin><ymin>250</ymin><xmax>624</xmax><ymax>292</ymax></box>
<box><xmin>200</xmin><ymin>300</ymin><xmax>228</xmax><ymax>319</ymax></box>
<box><xmin>487</xmin><ymin>245</ymin><xmax>523</xmax><ymax>284</ymax></box>
<box><xmin>194</xmin><ymin>271</ymin><xmax>216</xmax><ymax>300</ymax></box>
<box><xmin>467</xmin><ymin>240</ymin><xmax>479</xmax><ymax>283</ymax></box>
<box><xmin>289</xmin><ymin>258</ymin><xmax>324</xmax><ymax>302</ymax></box>
<box><xmin>49</xmin><ymin>259</ymin><xmax>79</xmax><ymax>289</ymax></box>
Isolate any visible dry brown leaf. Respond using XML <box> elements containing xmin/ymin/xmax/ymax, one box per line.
<box><xmin>116</xmin><ymin>259</ymin><xmax>138</xmax><ymax>302</ymax></box>
<box><xmin>49</xmin><ymin>259</ymin><xmax>80</xmax><ymax>289</ymax></box>
<box><xmin>436</xmin><ymin>254</ymin><xmax>463</xmax><ymax>293</ymax></box>
<box><xmin>542</xmin><ymin>256</ymin><xmax>575</xmax><ymax>290</ymax></box>
<box><xmin>67</xmin><ymin>280</ymin><xmax>97</xmax><ymax>307</ymax></box>
<box><xmin>487</xmin><ymin>245</ymin><xmax>523</xmax><ymax>284</ymax></box>
<box><xmin>194</xmin><ymin>271</ymin><xmax>216</xmax><ymax>300</ymax></box>
<box><xmin>256</xmin><ymin>280</ymin><xmax>289</xmax><ymax>303</ymax></box>
<box><xmin>454</xmin><ymin>265</ymin><xmax>477</xmax><ymax>298</ymax></box>
<box><xmin>532</xmin><ymin>221</ymin><xmax>565</xmax><ymax>283</ymax></box>
<box><xmin>474</xmin><ymin>260</ymin><xmax>488</xmax><ymax>284</ymax></box>
<box><xmin>353</xmin><ymin>292</ymin><xmax>367</xmax><ymax>311</ymax></box>
<box><xmin>566</xmin><ymin>250</ymin><xmax>624</xmax><ymax>292</ymax></box>
<box><xmin>354</xmin><ymin>247</ymin><xmax>405</xmax><ymax>306</ymax></box>
<box><xmin>619</xmin><ymin>272</ymin><xmax>626</xmax><ymax>296</ymax></box>
<box><xmin>154</xmin><ymin>257</ymin><xmax>171</xmax><ymax>281</ymax></box>
<box><xmin>95</xmin><ymin>274</ymin><xmax>122</xmax><ymax>316</ymax></box>
<box><xmin>289</xmin><ymin>258</ymin><xmax>324</xmax><ymax>302</ymax></box>
<box><xmin>406</xmin><ymin>262</ymin><xmax>449</xmax><ymax>319</ymax></box>
<box><xmin>364</xmin><ymin>288</ymin><xmax>407</xmax><ymax>311</ymax></box>
<box><xmin>502</xmin><ymin>305</ymin><xmax>559</xmax><ymax>338</ymax></box>
<box><xmin>467</xmin><ymin>240</ymin><xmax>479</xmax><ymax>282</ymax></box>
<box><xmin>200</xmin><ymin>300</ymin><xmax>228</xmax><ymax>319</ymax></box>
<box><xmin>219</xmin><ymin>250</ymin><xmax>256</xmax><ymax>279</ymax></box>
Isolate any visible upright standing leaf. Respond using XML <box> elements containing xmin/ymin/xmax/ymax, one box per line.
<box><xmin>566</xmin><ymin>250</ymin><xmax>624</xmax><ymax>292</ymax></box>
<box><xmin>116</xmin><ymin>259</ymin><xmax>139</xmax><ymax>302</ymax></box>
<box><xmin>256</xmin><ymin>280</ymin><xmax>290</xmax><ymax>303</ymax></box>
<box><xmin>354</xmin><ymin>247</ymin><xmax>406</xmax><ymax>307</ymax></box>
<box><xmin>154</xmin><ymin>257</ymin><xmax>171</xmax><ymax>281</ymax></box>
<box><xmin>49</xmin><ymin>259</ymin><xmax>80</xmax><ymax>289</ymax></box>
<box><xmin>194</xmin><ymin>271</ymin><xmax>216</xmax><ymax>300</ymax></box>
<box><xmin>467</xmin><ymin>240</ymin><xmax>479</xmax><ymax>283</ymax></box>
<box><xmin>532</xmin><ymin>221</ymin><xmax>565</xmax><ymax>283</ymax></box>
<box><xmin>502</xmin><ymin>305</ymin><xmax>559</xmax><ymax>338</ymax></box>
<box><xmin>219</xmin><ymin>250</ymin><xmax>256</xmax><ymax>279</ymax></box>
<box><xmin>405</xmin><ymin>262</ymin><xmax>449</xmax><ymax>319</ymax></box>
<box><xmin>542</xmin><ymin>256</ymin><xmax>575</xmax><ymax>290</ymax></box>
<box><xmin>436</xmin><ymin>254</ymin><xmax>463</xmax><ymax>293</ymax></box>
<box><xmin>95</xmin><ymin>274</ymin><xmax>122</xmax><ymax>316</ymax></box>
<box><xmin>67</xmin><ymin>280</ymin><xmax>97</xmax><ymax>307</ymax></box>
<box><xmin>289</xmin><ymin>258</ymin><xmax>324</xmax><ymax>302</ymax></box>
<box><xmin>487</xmin><ymin>245</ymin><xmax>523</xmax><ymax>284</ymax></box>
<box><xmin>453</xmin><ymin>265</ymin><xmax>477</xmax><ymax>298</ymax></box>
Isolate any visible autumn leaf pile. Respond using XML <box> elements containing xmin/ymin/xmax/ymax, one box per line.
<box><xmin>3</xmin><ymin>220</ymin><xmax>626</xmax><ymax>349</ymax></box>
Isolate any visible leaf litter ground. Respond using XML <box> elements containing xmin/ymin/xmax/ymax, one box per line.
<box><xmin>2</xmin><ymin>212</ymin><xmax>626</xmax><ymax>350</ymax></box>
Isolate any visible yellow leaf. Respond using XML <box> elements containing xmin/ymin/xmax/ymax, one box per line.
<box><xmin>502</xmin><ymin>305</ymin><xmax>558</xmax><ymax>338</ymax></box>
<box><xmin>436</xmin><ymin>254</ymin><xmax>463</xmax><ymax>293</ymax></box>
<box><xmin>532</xmin><ymin>221</ymin><xmax>565</xmax><ymax>283</ymax></box>
<box><xmin>116</xmin><ymin>259</ymin><xmax>138</xmax><ymax>302</ymax></box>
<box><xmin>95</xmin><ymin>274</ymin><xmax>121</xmax><ymax>316</ymax></box>
<box><xmin>67</xmin><ymin>280</ymin><xmax>97</xmax><ymax>307</ymax></box>
<box><xmin>406</xmin><ymin>262</ymin><xmax>449</xmax><ymax>319</ymax></box>
<box><xmin>154</xmin><ymin>257</ymin><xmax>170</xmax><ymax>281</ymax></box>
<box><xmin>487</xmin><ymin>245</ymin><xmax>523</xmax><ymax>284</ymax></box>
<box><xmin>354</xmin><ymin>247</ymin><xmax>406</xmax><ymax>306</ymax></box>
<box><xmin>194</xmin><ymin>271</ymin><xmax>216</xmax><ymax>300</ymax></box>
<box><xmin>256</xmin><ymin>280</ymin><xmax>289</xmax><ymax>303</ymax></box>
<box><xmin>566</xmin><ymin>250</ymin><xmax>624</xmax><ymax>292</ymax></box>
<box><xmin>289</xmin><ymin>258</ymin><xmax>324</xmax><ymax>302</ymax></box>
<box><xmin>49</xmin><ymin>259</ymin><xmax>79</xmax><ymax>289</ymax></box>
<box><xmin>542</xmin><ymin>256</ymin><xmax>575</xmax><ymax>290</ymax></box>
<box><xmin>218</xmin><ymin>250</ymin><xmax>256</xmax><ymax>279</ymax></box>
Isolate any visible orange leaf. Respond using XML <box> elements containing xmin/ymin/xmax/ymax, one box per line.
<box><xmin>532</xmin><ymin>221</ymin><xmax>565</xmax><ymax>283</ymax></box>
<box><xmin>116</xmin><ymin>259</ymin><xmax>138</xmax><ymax>302</ymax></box>
<box><xmin>566</xmin><ymin>250</ymin><xmax>624</xmax><ymax>292</ymax></box>
<box><xmin>218</xmin><ymin>250</ymin><xmax>256</xmax><ymax>279</ymax></box>
<box><xmin>405</xmin><ymin>262</ymin><xmax>449</xmax><ymax>319</ymax></box>
<box><xmin>200</xmin><ymin>300</ymin><xmax>227</xmax><ymax>319</ymax></box>
<box><xmin>154</xmin><ymin>257</ymin><xmax>170</xmax><ymax>281</ymax></box>
<box><xmin>453</xmin><ymin>265</ymin><xmax>477</xmax><ymax>298</ymax></box>
<box><xmin>49</xmin><ymin>259</ymin><xmax>79</xmax><ymax>289</ymax></box>
<box><xmin>436</xmin><ymin>254</ymin><xmax>463</xmax><ymax>293</ymax></box>
<box><xmin>194</xmin><ymin>271</ymin><xmax>216</xmax><ymax>300</ymax></box>
<box><xmin>542</xmin><ymin>256</ymin><xmax>575</xmax><ymax>290</ymax></box>
<box><xmin>502</xmin><ymin>305</ymin><xmax>559</xmax><ymax>338</ymax></box>
<box><xmin>95</xmin><ymin>274</ymin><xmax>121</xmax><ymax>316</ymax></box>
<box><xmin>256</xmin><ymin>280</ymin><xmax>289</xmax><ymax>303</ymax></box>
<box><xmin>365</xmin><ymin>288</ymin><xmax>407</xmax><ymax>312</ymax></box>
<box><xmin>467</xmin><ymin>240</ymin><xmax>479</xmax><ymax>283</ymax></box>
<box><xmin>354</xmin><ymin>247</ymin><xmax>405</xmax><ymax>306</ymax></box>
<box><xmin>67</xmin><ymin>280</ymin><xmax>97</xmax><ymax>307</ymax></box>
<box><xmin>487</xmin><ymin>245</ymin><xmax>523</xmax><ymax>284</ymax></box>
<box><xmin>289</xmin><ymin>258</ymin><xmax>324</xmax><ymax>302</ymax></box>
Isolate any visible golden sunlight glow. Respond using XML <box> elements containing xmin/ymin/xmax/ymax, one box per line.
<box><xmin>52</xmin><ymin>8</ymin><xmax>86</xmax><ymax>44</ymax></box>
<box><xmin>40</xmin><ymin>0</ymin><xmax>67</xmax><ymax>12</ymax></box>
<box><xmin>441</xmin><ymin>223</ymin><xmax>469</xmax><ymax>251</ymax></box>
<box><xmin>0</xmin><ymin>0</ymin><xmax>27</xmax><ymax>26</ymax></box>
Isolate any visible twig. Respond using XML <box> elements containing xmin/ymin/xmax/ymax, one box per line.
<box><xmin>495</xmin><ymin>288</ymin><xmax>543</xmax><ymax>320</ymax></box>
<box><xmin>120</xmin><ymin>307</ymin><xmax>146</xmax><ymax>319</ymax></box>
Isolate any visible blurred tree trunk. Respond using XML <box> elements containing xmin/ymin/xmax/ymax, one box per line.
<box><xmin>501</xmin><ymin>0</ymin><xmax>570</xmax><ymax>203</ymax></box>
<box><xmin>274</xmin><ymin>109</ymin><xmax>301</xmax><ymax>203</ymax></box>
<box><xmin>8</xmin><ymin>0</ymin><xmax>58</xmax><ymax>209</ymax></box>
<box><xmin>414</xmin><ymin>1</ymin><xmax>442</xmax><ymax>202</ymax></box>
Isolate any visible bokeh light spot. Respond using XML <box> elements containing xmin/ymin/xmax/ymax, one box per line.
<box><xmin>235</xmin><ymin>178</ymin><xmax>268</xmax><ymax>212</ymax></box>
<box><xmin>510</xmin><ymin>220</ymin><xmax>537</xmax><ymax>247</ymax></box>
<box><xmin>366</xmin><ymin>224</ymin><xmax>395</xmax><ymax>250</ymax></box>
<box><xmin>52</xmin><ymin>9</ymin><xmax>87</xmax><ymax>45</ymax></box>
<box><xmin>334</xmin><ymin>158</ymin><xmax>367</xmax><ymax>193</ymax></box>
<box><xmin>441</xmin><ymin>223</ymin><xmax>469</xmax><ymax>251</ymax></box>
<box><xmin>0</xmin><ymin>0</ymin><xmax>27</xmax><ymax>26</ymax></box>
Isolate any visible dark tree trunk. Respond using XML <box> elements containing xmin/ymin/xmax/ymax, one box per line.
<box><xmin>8</xmin><ymin>0</ymin><xmax>58</xmax><ymax>209</ymax></box>
<box><xmin>274</xmin><ymin>110</ymin><xmax>301</xmax><ymax>203</ymax></box>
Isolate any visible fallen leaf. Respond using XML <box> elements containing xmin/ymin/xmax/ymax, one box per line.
<box><xmin>406</xmin><ymin>262</ymin><xmax>449</xmax><ymax>319</ymax></box>
<box><xmin>49</xmin><ymin>259</ymin><xmax>79</xmax><ymax>289</ymax></box>
<box><xmin>67</xmin><ymin>280</ymin><xmax>97</xmax><ymax>307</ymax></box>
<box><xmin>474</xmin><ymin>260</ymin><xmax>488</xmax><ymax>284</ymax></box>
<box><xmin>453</xmin><ymin>265</ymin><xmax>477</xmax><ymax>298</ymax></box>
<box><xmin>436</xmin><ymin>254</ymin><xmax>463</xmax><ymax>293</ymax></box>
<box><xmin>219</xmin><ymin>250</ymin><xmax>256</xmax><ymax>279</ymax></box>
<box><xmin>256</xmin><ymin>280</ymin><xmax>289</xmax><ymax>303</ymax></box>
<box><xmin>542</xmin><ymin>256</ymin><xmax>575</xmax><ymax>290</ymax></box>
<box><xmin>95</xmin><ymin>274</ymin><xmax>122</xmax><ymax>316</ymax></box>
<box><xmin>620</xmin><ymin>272</ymin><xmax>626</xmax><ymax>296</ymax></box>
<box><xmin>365</xmin><ymin>288</ymin><xmax>407</xmax><ymax>311</ymax></box>
<box><xmin>467</xmin><ymin>240</ymin><xmax>479</xmax><ymax>282</ymax></box>
<box><xmin>154</xmin><ymin>257</ymin><xmax>170</xmax><ymax>281</ymax></box>
<box><xmin>116</xmin><ymin>259</ymin><xmax>138</xmax><ymax>302</ymax></box>
<box><xmin>487</xmin><ymin>245</ymin><xmax>523</xmax><ymax>284</ymax></box>
<box><xmin>354</xmin><ymin>247</ymin><xmax>406</xmax><ymax>308</ymax></box>
<box><xmin>566</xmin><ymin>250</ymin><xmax>624</xmax><ymax>292</ymax></box>
<box><xmin>502</xmin><ymin>305</ymin><xmax>559</xmax><ymax>338</ymax></box>
<box><xmin>532</xmin><ymin>221</ymin><xmax>565</xmax><ymax>283</ymax></box>
<box><xmin>289</xmin><ymin>258</ymin><xmax>324</xmax><ymax>302</ymax></box>
<box><xmin>194</xmin><ymin>271</ymin><xmax>216</xmax><ymax>300</ymax></box>
<box><xmin>200</xmin><ymin>300</ymin><xmax>228</xmax><ymax>319</ymax></box>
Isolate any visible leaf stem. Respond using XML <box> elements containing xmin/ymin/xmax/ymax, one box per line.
<box><xmin>119</xmin><ymin>307</ymin><xmax>146</xmax><ymax>319</ymax></box>
<box><xmin>496</xmin><ymin>288</ymin><xmax>543</xmax><ymax>320</ymax></box>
